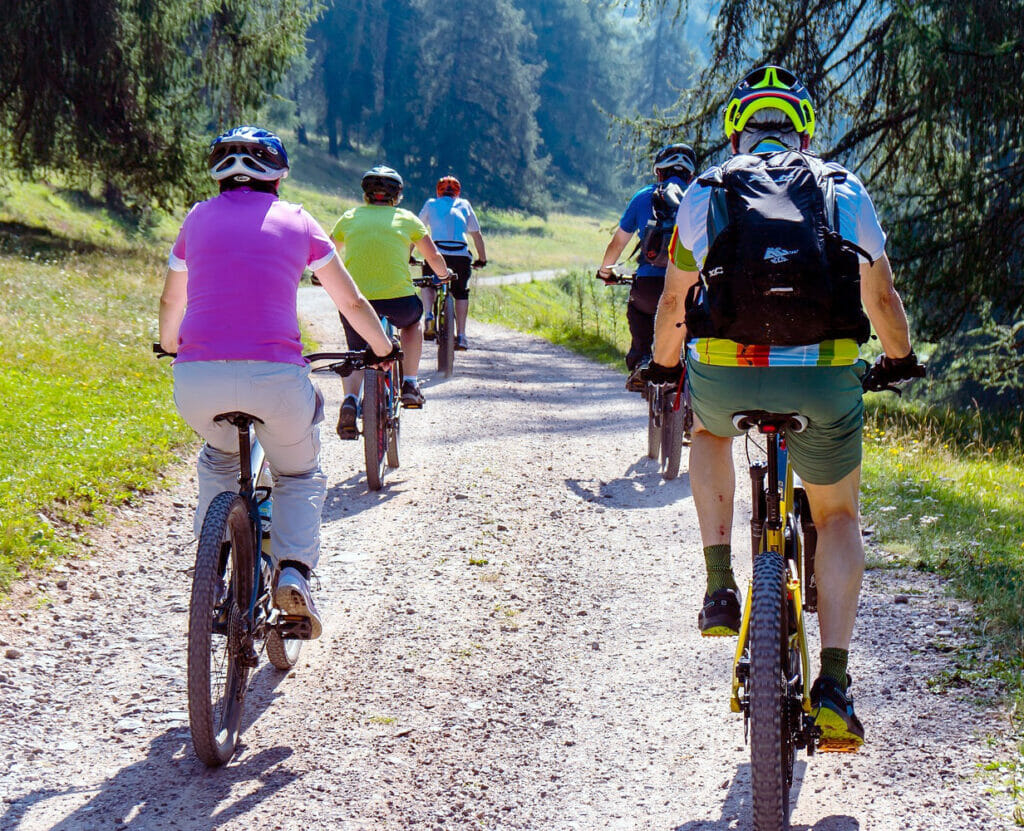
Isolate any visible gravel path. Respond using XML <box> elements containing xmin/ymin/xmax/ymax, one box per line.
<box><xmin>0</xmin><ymin>289</ymin><xmax>1016</xmax><ymax>830</ymax></box>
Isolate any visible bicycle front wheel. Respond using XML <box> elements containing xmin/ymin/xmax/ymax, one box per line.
<box><xmin>187</xmin><ymin>492</ymin><xmax>253</xmax><ymax>766</ymax></box>
<box><xmin>749</xmin><ymin>549</ymin><xmax>795</xmax><ymax>830</ymax></box>
<box><xmin>661</xmin><ymin>393</ymin><xmax>684</xmax><ymax>480</ymax></box>
<box><xmin>437</xmin><ymin>292</ymin><xmax>455</xmax><ymax>377</ymax></box>
<box><xmin>386</xmin><ymin>362</ymin><xmax>401</xmax><ymax>468</ymax></box>
<box><xmin>362</xmin><ymin>369</ymin><xmax>387</xmax><ymax>491</ymax></box>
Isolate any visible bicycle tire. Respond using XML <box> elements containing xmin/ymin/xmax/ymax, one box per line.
<box><xmin>647</xmin><ymin>392</ymin><xmax>661</xmax><ymax>459</ymax></box>
<box><xmin>661</xmin><ymin>393</ymin><xmax>684</xmax><ymax>480</ymax></box>
<box><xmin>386</xmin><ymin>362</ymin><xmax>401</xmax><ymax>468</ymax></box>
<box><xmin>749</xmin><ymin>549</ymin><xmax>795</xmax><ymax>830</ymax></box>
<box><xmin>437</xmin><ymin>292</ymin><xmax>455</xmax><ymax>377</ymax></box>
<box><xmin>265</xmin><ymin>627</ymin><xmax>302</xmax><ymax>671</ymax></box>
<box><xmin>187</xmin><ymin>492</ymin><xmax>252</xmax><ymax>766</ymax></box>
<box><xmin>363</xmin><ymin>369</ymin><xmax>387</xmax><ymax>491</ymax></box>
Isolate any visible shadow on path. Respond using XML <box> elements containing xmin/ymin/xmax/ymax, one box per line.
<box><xmin>566</xmin><ymin>460</ymin><xmax>692</xmax><ymax>510</ymax></box>
<box><xmin>671</xmin><ymin>761</ymin><xmax>860</xmax><ymax>831</ymax></box>
<box><xmin>2</xmin><ymin>654</ymin><xmax>299</xmax><ymax>830</ymax></box>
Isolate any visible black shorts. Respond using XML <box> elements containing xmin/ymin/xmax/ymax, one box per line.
<box><xmin>422</xmin><ymin>253</ymin><xmax>472</xmax><ymax>300</ymax></box>
<box><xmin>340</xmin><ymin>294</ymin><xmax>424</xmax><ymax>350</ymax></box>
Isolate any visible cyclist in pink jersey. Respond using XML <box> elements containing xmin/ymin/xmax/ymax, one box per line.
<box><xmin>158</xmin><ymin>126</ymin><xmax>396</xmax><ymax>639</ymax></box>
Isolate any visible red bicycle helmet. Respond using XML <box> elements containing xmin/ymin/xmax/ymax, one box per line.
<box><xmin>437</xmin><ymin>175</ymin><xmax>461</xmax><ymax>197</ymax></box>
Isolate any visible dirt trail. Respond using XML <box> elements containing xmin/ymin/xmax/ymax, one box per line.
<box><xmin>0</xmin><ymin>288</ymin><xmax>1016</xmax><ymax>830</ymax></box>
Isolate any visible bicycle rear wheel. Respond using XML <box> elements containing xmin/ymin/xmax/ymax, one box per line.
<box><xmin>437</xmin><ymin>292</ymin><xmax>455</xmax><ymax>377</ymax></box>
<box><xmin>187</xmin><ymin>492</ymin><xmax>253</xmax><ymax>766</ymax></box>
<box><xmin>660</xmin><ymin>392</ymin><xmax>684</xmax><ymax>480</ymax></box>
<box><xmin>386</xmin><ymin>362</ymin><xmax>401</xmax><ymax>468</ymax></box>
<box><xmin>647</xmin><ymin>390</ymin><xmax>661</xmax><ymax>459</ymax></box>
<box><xmin>362</xmin><ymin>369</ymin><xmax>387</xmax><ymax>491</ymax></box>
<box><xmin>749</xmin><ymin>549</ymin><xmax>795</xmax><ymax>830</ymax></box>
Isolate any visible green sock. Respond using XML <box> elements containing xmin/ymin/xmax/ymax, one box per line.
<box><xmin>704</xmin><ymin>544</ymin><xmax>738</xmax><ymax>594</ymax></box>
<box><xmin>820</xmin><ymin>648</ymin><xmax>849</xmax><ymax>687</ymax></box>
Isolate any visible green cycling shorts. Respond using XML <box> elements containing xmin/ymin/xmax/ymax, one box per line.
<box><xmin>686</xmin><ymin>358</ymin><xmax>866</xmax><ymax>485</ymax></box>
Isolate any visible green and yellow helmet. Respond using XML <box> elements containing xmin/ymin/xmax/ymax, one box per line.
<box><xmin>723</xmin><ymin>66</ymin><xmax>815</xmax><ymax>140</ymax></box>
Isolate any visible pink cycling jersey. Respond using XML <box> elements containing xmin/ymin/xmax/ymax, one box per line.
<box><xmin>169</xmin><ymin>188</ymin><xmax>336</xmax><ymax>365</ymax></box>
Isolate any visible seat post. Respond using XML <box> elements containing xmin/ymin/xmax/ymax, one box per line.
<box><xmin>236</xmin><ymin>423</ymin><xmax>254</xmax><ymax>498</ymax></box>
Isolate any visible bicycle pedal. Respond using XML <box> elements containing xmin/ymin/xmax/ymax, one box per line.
<box><xmin>700</xmin><ymin>627</ymin><xmax>739</xmax><ymax>638</ymax></box>
<box><xmin>817</xmin><ymin>738</ymin><xmax>862</xmax><ymax>753</ymax></box>
<box><xmin>279</xmin><ymin>615</ymin><xmax>314</xmax><ymax>640</ymax></box>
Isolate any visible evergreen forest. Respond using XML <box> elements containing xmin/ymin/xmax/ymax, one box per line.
<box><xmin>1</xmin><ymin>0</ymin><xmax>1022</xmax><ymax>405</ymax></box>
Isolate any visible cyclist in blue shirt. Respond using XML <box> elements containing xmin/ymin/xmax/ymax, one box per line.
<box><xmin>597</xmin><ymin>144</ymin><xmax>697</xmax><ymax>390</ymax></box>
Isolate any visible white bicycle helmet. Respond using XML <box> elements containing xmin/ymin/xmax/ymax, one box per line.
<box><xmin>208</xmin><ymin>126</ymin><xmax>290</xmax><ymax>183</ymax></box>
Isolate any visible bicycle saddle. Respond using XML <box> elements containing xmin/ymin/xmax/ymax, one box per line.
<box><xmin>732</xmin><ymin>410</ymin><xmax>808</xmax><ymax>434</ymax></box>
<box><xmin>213</xmin><ymin>411</ymin><xmax>264</xmax><ymax>429</ymax></box>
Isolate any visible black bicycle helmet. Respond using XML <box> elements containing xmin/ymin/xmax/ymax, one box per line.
<box><xmin>361</xmin><ymin>165</ymin><xmax>403</xmax><ymax>204</ymax></box>
<box><xmin>653</xmin><ymin>143</ymin><xmax>697</xmax><ymax>182</ymax></box>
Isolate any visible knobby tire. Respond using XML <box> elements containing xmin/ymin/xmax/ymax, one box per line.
<box><xmin>749</xmin><ymin>549</ymin><xmax>794</xmax><ymax>831</ymax></box>
<box><xmin>363</xmin><ymin>369</ymin><xmax>387</xmax><ymax>491</ymax></box>
<box><xmin>386</xmin><ymin>362</ymin><xmax>401</xmax><ymax>468</ymax></box>
<box><xmin>187</xmin><ymin>492</ymin><xmax>253</xmax><ymax>766</ymax></box>
<box><xmin>647</xmin><ymin>392</ymin><xmax>661</xmax><ymax>459</ymax></box>
<box><xmin>661</xmin><ymin>392</ymin><xmax>684</xmax><ymax>480</ymax></box>
<box><xmin>437</xmin><ymin>292</ymin><xmax>455</xmax><ymax>377</ymax></box>
<box><xmin>265</xmin><ymin>624</ymin><xmax>301</xmax><ymax>671</ymax></box>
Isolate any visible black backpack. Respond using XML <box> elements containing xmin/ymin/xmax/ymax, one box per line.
<box><xmin>637</xmin><ymin>181</ymin><xmax>683</xmax><ymax>269</ymax></box>
<box><xmin>684</xmin><ymin>150</ymin><xmax>871</xmax><ymax>346</ymax></box>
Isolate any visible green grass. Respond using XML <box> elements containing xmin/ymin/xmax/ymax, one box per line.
<box><xmin>0</xmin><ymin>183</ymin><xmax>194</xmax><ymax>589</ymax></box>
<box><xmin>474</xmin><ymin>270</ymin><xmax>632</xmax><ymax>366</ymax></box>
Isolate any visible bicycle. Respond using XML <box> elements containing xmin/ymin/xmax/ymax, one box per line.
<box><xmin>153</xmin><ymin>344</ymin><xmax>365</xmax><ymax>766</ymax></box>
<box><xmin>729</xmin><ymin>365</ymin><xmax>921</xmax><ymax>829</ymax></box>
<box><xmin>599</xmin><ymin>266</ymin><xmax>691</xmax><ymax>480</ymax></box>
<box><xmin>310</xmin><ymin>331</ymin><xmax>404</xmax><ymax>492</ymax></box>
<box><xmin>413</xmin><ymin>270</ymin><xmax>455</xmax><ymax>378</ymax></box>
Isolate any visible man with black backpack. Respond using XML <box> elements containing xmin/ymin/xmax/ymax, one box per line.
<box><xmin>645</xmin><ymin>66</ymin><xmax>925</xmax><ymax>748</ymax></box>
<box><xmin>597</xmin><ymin>144</ymin><xmax>696</xmax><ymax>390</ymax></box>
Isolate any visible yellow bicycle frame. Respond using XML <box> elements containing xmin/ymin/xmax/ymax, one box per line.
<box><xmin>730</xmin><ymin>449</ymin><xmax>813</xmax><ymax>715</ymax></box>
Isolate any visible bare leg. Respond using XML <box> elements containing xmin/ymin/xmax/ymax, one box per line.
<box><xmin>401</xmin><ymin>320</ymin><xmax>423</xmax><ymax>377</ymax></box>
<box><xmin>421</xmin><ymin>286</ymin><xmax>436</xmax><ymax>316</ymax></box>
<box><xmin>690</xmin><ymin>419</ymin><xmax>736</xmax><ymax>547</ymax></box>
<box><xmin>342</xmin><ymin>371</ymin><xmax>362</xmax><ymax>400</ymax></box>
<box><xmin>455</xmin><ymin>298</ymin><xmax>469</xmax><ymax>336</ymax></box>
<box><xmin>802</xmin><ymin>467</ymin><xmax>864</xmax><ymax>650</ymax></box>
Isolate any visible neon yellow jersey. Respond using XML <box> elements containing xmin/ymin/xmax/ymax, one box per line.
<box><xmin>331</xmin><ymin>205</ymin><xmax>426</xmax><ymax>300</ymax></box>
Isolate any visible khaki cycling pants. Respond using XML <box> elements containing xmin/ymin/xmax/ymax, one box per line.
<box><xmin>173</xmin><ymin>360</ymin><xmax>326</xmax><ymax>571</ymax></box>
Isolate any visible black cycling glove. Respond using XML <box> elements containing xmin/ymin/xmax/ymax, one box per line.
<box><xmin>472</xmin><ymin>258</ymin><xmax>487</xmax><ymax>268</ymax></box>
<box><xmin>862</xmin><ymin>350</ymin><xmax>926</xmax><ymax>393</ymax></box>
<box><xmin>364</xmin><ymin>338</ymin><xmax>401</xmax><ymax>368</ymax></box>
<box><xmin>643</xmin><ymin>360</ymin><xmax>684</xmax><ymax>385</ymax></box>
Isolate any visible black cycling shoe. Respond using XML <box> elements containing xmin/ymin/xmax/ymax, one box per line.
<box><xmin>698</xmin><ymin>587</ymin><xmax>741</xmax><ymax>636</ymax></box>
<box><xmin>811</xmin><ymin>675</ymin><xmax>865</xmax><ymax>750</ymax></box>
<box><xmin>336</xmin><ymin>397</ymin><xmax>359</xmax><ymax>440</ymax></box>
<box><xmin>400</xmin><ymin>380</ymin><xmax>425</xmax><ymax>409</ymax></box>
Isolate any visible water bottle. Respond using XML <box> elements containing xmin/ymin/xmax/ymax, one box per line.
<box><xmin>258</xmin><ymin>497</ymin><xmax>272</xmax><ymax>555</ymax></box>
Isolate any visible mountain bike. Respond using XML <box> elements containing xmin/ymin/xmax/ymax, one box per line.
<box><xmin>154</xmin><ymin>346</ymin><xmax>367</xmax><ymax>766</ymax></box>
<box><xmin>156</xmin><ymin>345</ymin><xmax>373</xmax><ymax>765</ymax></box>
<box><xmin>730</xmin><ymin>368</ymin><xmax>920</xmax><ymax>829</ymax></box>
<box><xmin>413</xmin><ymin>273</ymin><xmax>455</xmax><ymax>377</ymax></box>
<box><xmin>310</xmin><ymin>334</ymin><xmax>404</xmax><ymax>492</ymax></box>
<box><xmin>600</xmin><ymin>267</ymin><xmax>691</xmax><ymax>479</ymax></box>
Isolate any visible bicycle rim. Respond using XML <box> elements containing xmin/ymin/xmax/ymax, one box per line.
<box><xmin>661</xmin><ymin>396</ymin><xmax>684</xmax><ymax>480</ymax></box>
<box><xmin>187</xmin><ymin>492</ymin><xmax>252</xmax><ymax>766</ymax></box>
<box><xmin>749</xmin><ymin>549</ymin><xmax>794</xmax><ymax>830</ymax></box>
<box><xmin>362</xmin><ymin>370</ymin><xmax>387</xmax><ymax>490</ymax></box>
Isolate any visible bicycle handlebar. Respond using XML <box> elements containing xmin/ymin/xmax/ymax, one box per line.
<box><xmin>596</xmin><ymin>264</ymin><xmax>635</xmax><ymax>286</ymax></box>
<box><xmin>153</xmin><ymin>343</ymin><xmax>177</xmax><ymax>358</ymax></box>
<box><xmin>305</xmin><ymin>350</ymin><xmax>403</xmax><ymax>377</ymax></box>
